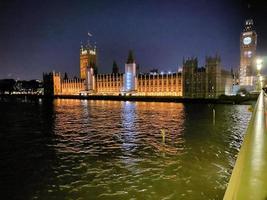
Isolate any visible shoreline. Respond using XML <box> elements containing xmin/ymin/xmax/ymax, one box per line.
<box><xmin>0</xmin><ymin>94</ymin><xmax>258</xmax><ymax>104</ymax></box>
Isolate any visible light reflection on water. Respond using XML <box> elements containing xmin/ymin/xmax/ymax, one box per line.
<box><xmin>0</xmin><ymin>99</ymin><xmax>252</xmax><ymax>199</ymax></box>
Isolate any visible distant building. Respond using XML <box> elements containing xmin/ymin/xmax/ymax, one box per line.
<box><xmin>239</xmin><ymin>19</ymin><xmax>257</xmax><ymax>89</ymax></box>
<box><xmin>182</xmin><ymin>56</ymin><xmax>232</xmax><ymax>98</ymax></box>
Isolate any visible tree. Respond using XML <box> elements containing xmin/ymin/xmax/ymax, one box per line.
<box><xmin>28</xmin><ymin>80</ymin><xmax>39</xmax><ymax>92</ymax></box>
<box><xmin>0</xmin><ymin>79</ymin><xmax>16</xmax><ymax>94</ymax></box>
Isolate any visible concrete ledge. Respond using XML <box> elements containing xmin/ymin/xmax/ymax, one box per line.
<box><xmin>224</xmin><ymin>91</ymin><xmax>267</xmax><ymax>199</ymax></box>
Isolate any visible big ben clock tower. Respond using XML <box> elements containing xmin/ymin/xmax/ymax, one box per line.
<box><xmin>239</xmin><ymin>19</ymin><xmax>257</xmax><ymax>87</ymax></box>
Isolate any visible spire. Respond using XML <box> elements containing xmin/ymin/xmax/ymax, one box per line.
<box><xmin>127</xmin><ymin>50</ymin><xmax>135</xmax><ymax>64</ymax></box>
<box><xmin>112</xmin><ymin>60</ymin><xmax>119</xmax><ymax>74</ymax></box>
<box><xmin>86</xmin><ymin>31</ymin><xmax>93</xmax><ymax>48</ymax></box>
<box><xmin>80</xmin><ymin>41</ymin><xmax>83</xmax><ymax>50</ymax></box>
<box><xmin>94</xmin><ymin>42</ymin><xmax>97</xmax><ymax>51</ymax></box>
<box><xmin>244</xmin><ymin>19</ymin><xmax>255</xmax><ymax>32</ymax></box>
<box><xmin>63</xmin><ymin>72</ymin><xmax>68</xmax><ymax>80</ymax></box>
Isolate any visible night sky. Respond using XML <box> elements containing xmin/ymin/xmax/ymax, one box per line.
<box><xmin>0</xmin><ymin>0</ymin><xmax>266</xmax><ymax>80</ymax></box>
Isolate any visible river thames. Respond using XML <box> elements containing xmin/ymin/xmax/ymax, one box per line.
<box><xmin>0</xmin><ymin>98</ymin><xmax>252</xmax><ymax>199</ymax></box>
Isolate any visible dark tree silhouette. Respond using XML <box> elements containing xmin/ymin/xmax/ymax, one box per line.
<box><xmin>0</xmin><ymin>79</ymin><xmax>16</xmax><ymax>94</ymax></box>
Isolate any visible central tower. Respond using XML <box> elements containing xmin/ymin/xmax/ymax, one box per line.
<box><xmin>239</xmin><ymin>19</ymin><xmax>257</xmax><ymax>87</ymax></box>
<box><xmin>80</xmin><ymin>44</ymin><xmax>97</xmax><ymax>80</ymax></box>
<box><xmin>123</xmin><ymin>50</ymin><xmax>137</xmax><ymax>94</ymax></box>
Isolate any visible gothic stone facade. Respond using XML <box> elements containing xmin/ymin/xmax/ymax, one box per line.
<box><xmin>43</xmin><ymin>46</ymin><xmax>231</xmax><ymax>98</ymax></box>
<box><xmin>182</xmin><ymin>56</ymin><xmax>232</xmax><ymax>98</ymax></box>
<box><xmin>43</xmin><ymin>72</ymin><xmax>183</xmax><ymax>96</ymax></box>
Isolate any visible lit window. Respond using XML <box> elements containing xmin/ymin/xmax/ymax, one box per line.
<box><xmin>244</xmin><ymin>51</ymin><xmax>253</xmax><ymax>58</ymax></box>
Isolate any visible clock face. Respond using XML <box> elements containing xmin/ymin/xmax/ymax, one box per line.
<box><xmin>243</xmin><ymin>37</ymin><xmax>252</xmax><ymax>45</ymax></box>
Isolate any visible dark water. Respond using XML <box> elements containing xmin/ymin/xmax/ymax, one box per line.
<box><xmin>0</xmin><ymin>98</ymin><xmax>251</xmax><ymax>200</ymax></box>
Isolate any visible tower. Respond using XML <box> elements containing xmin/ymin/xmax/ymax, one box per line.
<box><xmin>239</xmin><ymin>19</ymin><xmax>257</xmax><ymax>87</ymax></box>
<box><xmin>182</xmin><ymin>57</ymin><xmax>198</xmax><ymax>97</ymax></box>
<box><xmin>43</xmin><ymin>71</ymin><xmax>61</xmax><ymax>96</ymax></box>
<box><xmin>123</xmin><ymin>50</ymin><xmax>137</xmax><ymax>93</ymax></box>
<box><xmin>85</xmin><ymin>66</ymin><xmax>95</xmax><ymax>92</ymax></box>
<box><xmin>80</xmin><ymin>43</ymin><xmax>97</xmax><ymax>80</ymax></box>
<box><xmin>206</xmin><ymin>55</ymin><xmax>222</xmax><ymax>97</ymax></box>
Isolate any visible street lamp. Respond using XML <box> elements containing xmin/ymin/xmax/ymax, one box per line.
<box><xmin>256</xmin><ymin>58</ymin><xmax>263</xmax><ymax>71</ymax></box>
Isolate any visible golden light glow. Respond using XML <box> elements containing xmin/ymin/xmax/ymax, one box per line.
<box><xmin>256</xmin><ymin>58</ymin><xmax>263</xmax><ymax>71</ymax></box>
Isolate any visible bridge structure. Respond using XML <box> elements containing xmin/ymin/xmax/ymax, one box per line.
<box><xmin>224</xmin><ymin>90</ymin><xmax>267</xmax><ymax>199</ymax></box>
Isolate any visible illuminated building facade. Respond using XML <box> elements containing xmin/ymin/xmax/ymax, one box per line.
<box><xmin>80</xmin><ymin>44</ymin><xmax>97</xmax><ymax>79</ymax></box>
<box><xmin>137</xmin><ymin>73</ymin><xmax>182</xmax><ymax>96</ymax></box>
<box><xmin>96</xmin><ymin>73</ymin><xmax>124</xmax><ymax>95</ymax></box>
<box><xmin>43</xmin><ymin>50</ymin><xmax>183</xmax><ymax>96</ymax></box>
<box><xmin>43</xmin><ymin>45</ymin><xmax>231</xmax><ymax>98</ymax></box>
<box><xmin>239</xmin><ymin>19</ymin><xmax>257</xmax><ymax>88</ymax></box>
<box><xmin>43</xmin><ymin>72</ymin><xmax>85</xmax><ymax>95</ymax></box>
<box><xmin>123</xmin><ymin>51</ymin><xmax>137</xmax><ymax>94</ymax></box>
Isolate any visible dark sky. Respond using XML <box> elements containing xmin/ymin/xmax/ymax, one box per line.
<box><xmin>0</xmin><ymin>0</ymin><xmax>266</xmax><ymax>80</ymax></box>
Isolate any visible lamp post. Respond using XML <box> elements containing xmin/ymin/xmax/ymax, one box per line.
<box><xmin>256</xmin><ymin>58</ymin><xmax>263</xmax><ymax>91</ymax></box>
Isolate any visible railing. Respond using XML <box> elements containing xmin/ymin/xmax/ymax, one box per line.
<box><xmin>224</xmin><ymin>91</ymin><xmax>267</xmax><ymax>199</ymax></box>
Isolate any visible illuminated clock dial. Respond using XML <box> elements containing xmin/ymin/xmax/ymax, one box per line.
<box><xmin>243</xmin><ymin>37</ymin><xmax>252</xmax><ymax>45</ymax></box>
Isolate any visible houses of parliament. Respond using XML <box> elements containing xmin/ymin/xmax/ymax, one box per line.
<box><xmin>44</xmin><ymin>19</ymin><xmax>263</xmax><ymax>98</ymax></box>
<box><xmin>43</xmin><ymin>41</ymin><xmax>232</xmax><ymax>98</ymax></box>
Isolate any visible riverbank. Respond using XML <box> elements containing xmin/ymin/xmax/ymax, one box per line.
<box><xmin>0</xmin><ymin>93</ymin><xmax>258</xmax><ymax>104</ymax></box>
